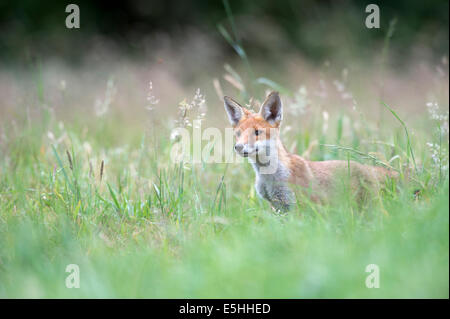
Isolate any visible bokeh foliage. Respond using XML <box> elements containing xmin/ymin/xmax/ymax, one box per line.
<box><xmin>0</xmin><ymin>0</ymin><xmax>448</xmax><ymax>64</ymax></box>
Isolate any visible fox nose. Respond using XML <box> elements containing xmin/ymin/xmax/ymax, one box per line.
<box><xmin>234</xmin><ymin>144</ymin><xmax>244</xmax><ymax>152</ymax></box>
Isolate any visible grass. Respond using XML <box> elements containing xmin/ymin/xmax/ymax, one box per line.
<box><xmin>0</xmin><ymin>10</ymin><xmax>448</xmax><ymax>294</ymax></box>
<box><xmin>0</xmin><ymin>82</ymin><xmax>448</xmax><ymax>298</ymax></box>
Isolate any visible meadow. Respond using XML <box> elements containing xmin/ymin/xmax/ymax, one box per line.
<box><xmin>0</xmin><ymin>27</ymin><xmax>448</xmax><ymax>297</ymax></box>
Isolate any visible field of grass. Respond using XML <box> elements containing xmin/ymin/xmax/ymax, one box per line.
<box><xmin>0</xmin><ymin>42</ymin><xmax>448</xmax><ymax>298</ymax></box>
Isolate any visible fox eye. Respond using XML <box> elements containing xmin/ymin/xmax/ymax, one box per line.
<box><xmin>235</xmin><ymin>130</ymin><xmax>241</xmax><ymax>137</ymax></box>
<box><xmin>255</xmin><ymin>129</ymin><xmax>262</xmax><ymax>136</ymax></box>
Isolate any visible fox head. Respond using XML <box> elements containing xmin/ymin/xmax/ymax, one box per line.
<box><xmin>224</xmin><ymin>91</ymin><xmax>282</xmax><ymax>159</ymax></box>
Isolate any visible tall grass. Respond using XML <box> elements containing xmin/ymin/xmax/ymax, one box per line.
<box><xmin>0</xmin><ymin>83</ymin><xmax>448</xmax><ymax>297</ymax></box>
<box><xmin>0</xmin><ymin>10</ymin><xmax>448</xmax><ymax>297</ymax></box>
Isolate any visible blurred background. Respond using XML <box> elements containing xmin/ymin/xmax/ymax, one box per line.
<box><xmin>0</xmin><ymin>0</ymin><xmax>448</xmax><ymax>137</ymax></box>
<box><xmin>1</xmin><ymin>0</ymin><xmax>448</xmax><ymax>64</ymax></box>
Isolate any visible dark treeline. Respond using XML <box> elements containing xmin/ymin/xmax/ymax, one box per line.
<box><xmin>0</xmin><ymin>0</ymin><xmax>448</xmax><ymax>64</ymax></box>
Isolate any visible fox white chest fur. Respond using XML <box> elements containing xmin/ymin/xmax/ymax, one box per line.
<box><xmin>251</xmin><ymin>156</ymin><xmax>294</xmax><ymax>211</ymax></box>
<box><xmin>224</xmin><ymin>91</ymin><xmax>397</xmax><ymax>212</ymax></box>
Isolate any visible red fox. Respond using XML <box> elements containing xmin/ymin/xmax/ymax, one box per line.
<box><xmin>224</xmin><ymin>91</ymin><xmax>398</xmax><ymax>211</ymax></box>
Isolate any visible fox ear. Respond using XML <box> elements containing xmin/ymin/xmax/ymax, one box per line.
<box><xmin>224</xmin><ymin>96</ymin><xmax>243</xmax><ymax>126</ymax></box>
<box><xmin>259</xmin><ymin>91</ymin><xmax>282</xmax><ymax>127</ymax></box>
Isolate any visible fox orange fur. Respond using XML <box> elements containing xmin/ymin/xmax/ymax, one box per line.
<box><xmin>224</xmin><ymin>91</ymin><xmax>398</xmax><ymax>211</ymax></box>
